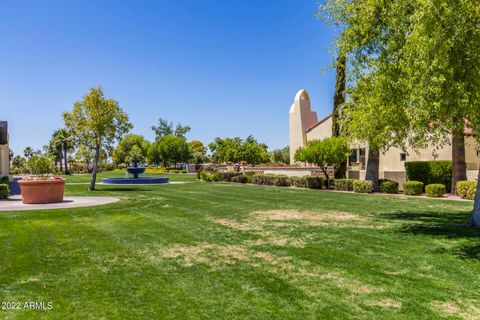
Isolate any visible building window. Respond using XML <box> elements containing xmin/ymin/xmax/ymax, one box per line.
<box><xmin>400</xmin><ymin>153</ymin><xmax>407</xmax><ymax>161</ymax></box>
<box><xmin>348</xmin><ymin>149</ymin><xmax>357</xmax><ymax>165</ymax></box>
<box><xmin>359</xmin><ymin>148</ymin><xmax>366</xmax><ymax>168</ymax></box>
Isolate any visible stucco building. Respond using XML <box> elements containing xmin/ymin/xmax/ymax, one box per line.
<box><xmin>0</xmin><ymin>121</ymin><xmax>10</xmax><ymax>180</ymax></box>
<box><xmin>289</xmin><ymin>89</ymin><xmax>479</xmax><ymax>185</ymax></box>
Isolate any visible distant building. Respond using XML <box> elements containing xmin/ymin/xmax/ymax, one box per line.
<box><xmin>0</xmin><ymin>121</ymin><xmax>10</xmax><ymax>180</ymax></box>
<box><xmin>289</xmin><ymin>89</ymin><xmax>479</xmax><ymax>185</ymax></box>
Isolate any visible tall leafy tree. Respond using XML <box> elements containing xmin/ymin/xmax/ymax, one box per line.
<box><xmin>151</xmin><ymin>118</ymin><xmax>191</xmax><ymax>140</ymax></box>
<box><xmin>51</xmin><ymin>128</ymin><xmax>74</xmax><ymax>174</ymax></box>
<box><xmin>188</xmin><ymin>140</ymin><xmax>208</xmax><ymax>164</ymax></box>
<box><xmin>270</xmin><ymin>147</ymin><xmax>290</xmax><ymax>165</ymax></box>
<box><xmin>148</xmin><ymin>135</ymin><xmax>191</xmax><ymax>166</ymax></box>
<box><xmin>23</xmin><ymin>146</ymin><xmax>33</xmax><ymax>159</ymax></box>
<box><xmin>320</xmin><ymin>0</ymin><xmax>480</xmax><ymax>224</ymax></box>
<box><xmin>113</xmin><ymin>134</ymin><xmax>150</xmax><ymax>166</ymax></box>
<box><xmin>209</xmin><ymin>136</ymin><xmax>268</xmax><ymax>166</ymax></box>
<box><xmin>63</xmin><ymin>86</ymin><xmax>132</xmax><ymax>190</ymax></box>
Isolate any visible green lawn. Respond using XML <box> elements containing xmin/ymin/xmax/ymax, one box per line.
<box><xmin>1</xmin><ymin>172</ymin><xmax>479</xmax><ymax>319</ymax></box>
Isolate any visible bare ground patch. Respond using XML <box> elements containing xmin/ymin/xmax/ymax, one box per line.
<box><xmin>431</xmin><ymin>300</ymin><xmax>480</xmax><ymax>320</ymax></box>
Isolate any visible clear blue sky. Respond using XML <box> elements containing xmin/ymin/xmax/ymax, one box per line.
<box><xmin>0</xmin><ymin>0</ymin><xmax>336</xmax><ymax>155</ymax></box>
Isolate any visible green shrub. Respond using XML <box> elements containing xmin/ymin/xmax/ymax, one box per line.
<box><xmin>217</xmin><ymin>172</ymin><xmax>243</xmax><ymax>182</ymax></box>
<box><xmin>27</xmin><ymin>155</ymin><xmax>52</xmax><ymax>174</ymax></box>
<box><xmin>244</xmin><ymin>171</ymin><xmax>257</xmax><ymax>183</ymax></box>
<box><xmin>200</xmin><ymin>171</ymin><xmax>219</xmax><ymax>182</ymax></box>
<box><xmin>0</xmin><ymin>177</ymin><xmax>9</xmax><ymax>185</ymax></box>
<box><xmin>403</xmin><ymin>181</ymin><xmax>424</xmax><ymax>196</ymax></box>
<box><xmin>456</xmin><ymin>181</ymin><xmax>477</xmax><ymax>200</ymax></box>
<box><xmin>290</xmin><ymin>176</ymin><xmax>307</xmax><ymax>188</ymax></box>
<box><xmin>197</xmin><ymin>165</ymin><xmax>218</xmax><ymax>180</ymax></box>
<box><xmin>252</xmin><ymin>174</ymin><xmax>291</xmax><ymax>187</ymax></box>
<box><xmin>379</xmin><ymin>179</ymin><xmax>399</xmax><ymax>194</ymax></box>
<box><xmin>231</xmin><ymin>175</ymin><xmax>248</xmax><ymax>184</ymax></box>
<box><xmin>353</xmin><ymin>180</ymin><xmax>373</xmax><ymax>193</ymax></box>
<box><xmin>305</xmin><ymin>176</ymin><xmax>323</xmax><ymax>189</ymax></box>
<box><xmin>0</xmin><ymin>184</ymin><xmax>8</xmax><ymax>199</ymax></box>
<box><xmin>334</xmin><ymin>179</ymin><xmax>354</xmax><ymax>191</ymax></box>
<box><xmin>425</xmin><ymin>184</ymin><xmax>446</xmax><ymax>197</ymax></box>
<box><xmin>405</xmin><ymin>161</ymin><xmax>452</xmax><ymax>192</ymax></box>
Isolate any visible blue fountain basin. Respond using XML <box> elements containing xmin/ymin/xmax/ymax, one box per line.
<box><xmin>126</xmin><ymin>167</ymin><xmax>146</xmax><ymax>175</ymax></box>
<box><xmin>102</xmin><ymin>177</ymin><xmax>169</xmax><ymax>185</ymax></box>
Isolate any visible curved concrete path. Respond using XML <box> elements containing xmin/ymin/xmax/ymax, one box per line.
<box><xmin>0</xmin><ymin>195</ymin><xmax>120</xmax><ymax>211</ymax></box>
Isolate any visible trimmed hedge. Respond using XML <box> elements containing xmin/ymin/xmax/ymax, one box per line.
<box><xmin>200</xmin><ymin>171</ymin><xmax>219</xmax><ymax>182</ymax></box>
<box><xmin>217</xmin><ymin>172</ymin><xmax>244</xmax><ymax>182</ymax></box>
<box><xmin>353</xmin><ymin>180</ymin><xmax>373</xmax><ymax>193</ymax></box>
<box><xmin>245</xmin><ymin>171</ymin><xmax>257</xmax><ymax>183</ymax></box>
<box><xmin>290</xmin><ymin>176</ymin><xmax>308</xmax><ymax>188</ymax></box>
<box><xmin>305</xmin><ymin>177</ymin><xmax>323</xmax><ymax>189</ymax></box>
<box><xmin>231</xmin><ymin>175</ymin><xmax>248</xmax><ymax>184</ymax></box>
<box><xmin>252</xmin><ymin>174</ymin><xmax>291</xmax><ymax>187</ymax></box>
<box><xmin>0</xmin><ymin>184</ymin><xmax>8</xmax><ymax>199</ymax></box>
<box><xmin>379</xmin><ymin>179</ymin><xmax>399</xmax><ymax>194</ymax></box>
<box><xmin>456</xmin><ymin>181</ymin><xmax>477</xmax><ymax>200</ymax></box>
<box><xmin>425</xmin><ymin>184</ymin><xmax>446</xmax><ymax>198</ymax></box>
<box><xmin>405</xmin><ymin>161</ymin><xmax>452</xmax><ymax>192</ymax></box>
<box><xmin>403</xmin><ymin>181</ymin><xmax>424</xmax><ymax>196</ymax></box>
<box><xmin>334</xmin><ymin>179</ymin><xmax>354</xmax><ymax>191</ymax></box>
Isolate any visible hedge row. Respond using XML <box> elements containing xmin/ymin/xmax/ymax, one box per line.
<box><xmin>405</xmin><ymin>161</ymin><xmax>452</xmax><ymax>192</ymax></box>
<box><xmin>0</xmin><ymin>184</ymin><xmax>8</xmax><ymax>199</ymax></box>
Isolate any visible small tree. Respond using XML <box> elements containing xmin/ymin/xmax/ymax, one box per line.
<box><xmin>188</xmin><ymin>140</ymin><xmax>208</xmax><ymax>164</ymax></box>
<box><xmin>270</xmin><ymin>146</ymin><xmax>290</xmax><ymax>165</ymax></box>
<box><xmin>63</xmin><ymin>86</ymin><xmax>132</xmax><ymax>190</ymax></box>
<box><xmin>294</xmin><ymin>137</ymin><xmax>350</xmax><ymax>189</ymax></box>
<box><xmin>241</xmin><ymin>135</ymin><xmax>269</xmax><ymax>166</ymax></box>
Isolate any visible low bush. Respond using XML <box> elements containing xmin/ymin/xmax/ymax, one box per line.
<box><xmin>167</xmin><ymin>169</ymin><xmax>187</xmax><ymax>174</ymax></box>
<box><xmin>252</xmin><ymin>174</ymin><xmax>291</xmax><ymax>187</ymax></box>
<box><xmin>379</xmin><ymin>179</ymin><xmax>399</xmax><ymax>194</ymax></box>
<box><xmin>0</xmin><ymin>184</ymin><xmax>8</xmax><ymax>199</ymax></box>
<box><xmin>353</xmin><ymin>180</ymin><xmax>373</xmax><ymax>193</ymax></box>
<box><xmin>403</xmin><ymin>181</ymin><xmax>424</xmax><ymax>196</ymax></box>
<box><xmin>425</xmin><ymin>184</ymin><xmax>446</xmax><ymax>197</ymax></box>
<box><xmin>305</xmin><ymin>176</ymin><xmax>323</xmax><ymax>189</ymax></box>
<box><xmin>231</xmin><ymin>175</ymin><xmax>248</xmax><ymax>184</ymax></box>
<box><xmin>334</xmin><ymin>179</ymin><xmax>354</xmax><ymax>191</ymax></box>
<box><xmin>290</xmin><ymin>176</ymin><xmax>307</xmax><ymax>188</ymax></box>
<box><xmin>0</xmin><ymin>177</ymin><xmax>9</xmax><ymax>185</ymax></box>
<box><xmin>200</xmin><ymin>171</ymin><xmax>219</xmax><ymax>182</ymax></box>
<box><xmin>245</xmin><ymin>171</ymin><xmax>257</xmax><ymax>183</ymax></box>
<box><xmin>456</xmin><ymin>181</ymin><xmax>477</xmax><ymax>200</ymax></box>
<box><xmin>218</xmin><ymin>172</ymin><xmax>244</xmax><ymax>182</ymax></box>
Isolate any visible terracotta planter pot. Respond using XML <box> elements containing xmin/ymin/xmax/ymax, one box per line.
<box><xmin>18</xmin><ymin>178</ymin><xmax>66</xmax><ymax>204</ymax></box>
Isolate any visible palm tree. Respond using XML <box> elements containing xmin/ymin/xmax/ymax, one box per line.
<box><xmin>52</xmin><ymin>129</ymin><xmax>74</xmax><ymax>174</ymax></box>
<box><xmin>23</xmin><ymin>146</ymin><xmax>34</xmax><ymax>159</ymax></box>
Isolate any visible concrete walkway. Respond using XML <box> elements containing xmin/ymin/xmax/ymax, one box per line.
<box><xmin>0</xmin><ymin>196</ymin><xmax>120</xmax><ymax>211</ymax></box>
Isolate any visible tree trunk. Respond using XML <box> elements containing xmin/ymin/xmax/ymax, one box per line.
<box><xmin>451</xmin><ymin>132</ymin><xmax>467</xmax><ymax>195</ymax></box>
<box><xmin>64</xmin><ymin>148</ymin><xmax>68</xmax><ymax>174</ymax></box>
<box><xmin>470</xmin><ymin>166</ymin><xmax>480</xmax><ymax>227</ymax></box>
<box><xmin>59</xmin><ymin>158</ymin><xmax>63</xmax><ymax>172</ymax></box>
<box><xmin>322</xmin><ymin>166</ymin><xmax>331</xmax><ymax>190</ymax></box>
<box><xmin>89</xmin><ymin>146</ymin><xmax>100</xmax><ymax>191</ymax></box>
<box><xmin>332</xmin><ymin>48</ymin><xmax>346</xmax><ymax>137</ymax></box>
<box><xmin>365</xmin><ymin>147</ymin><xmax>380</xmax><ymax>192</ymax></box>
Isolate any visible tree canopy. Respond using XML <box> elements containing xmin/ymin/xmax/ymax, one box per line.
<box><xmin>113</xmin><ymin>134</ymin><xmax>150</xmax><ymax>165</ymax></box>
<box><xmin>63</xmin><ymin>86</ymin><xmax>132</xmax><ymax>190</ymax></box>
<box><xmin>151</xmin><ymin>118</ymin><xmax>191</xmax><ymax>140</ymax></box>
<box><xmin>148</xmin><ymin>135</ymin><xmax>191</xmax><ymax>166</ymax></box>
<box><xmin>295</xmin><ymin>137</ymin><xmax>350</xmax><ymax>189</ymax></box>
<box><xmin>209</xmin><ymin>135</ymin><xmax>269</xmax><ymax>166</ymax></box>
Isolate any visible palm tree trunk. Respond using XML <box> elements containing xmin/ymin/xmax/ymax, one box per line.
<box><xmin>64</xmin><ymin>148</ymin><xmax>68</xmax><ymax>174</ymax></box>
<box><xmin>89</xmin><ymin>146</ymin><xmax>100</xmax><ymax>191</ymax></box>
<box><xmin>470</xmin><ymin>166</ymin><xmax>480</xmax><ymax>227</ymax></box>
<box><xmin>451</xmin><ymin>132</ymin><xmax>467</xmax><ymax>195</ymax></box>
<box><xmin>365</xmin><ymin>147</ymin><xmax>380</xmax><ymax>192</ymax></box>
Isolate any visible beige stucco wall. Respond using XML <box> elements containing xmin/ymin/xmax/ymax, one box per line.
<box><xmin>289</xmin><ymin>89</ymin><xmax>318</xmax><ymax>164</ymax></box>
<box><xmin>306</xmin><ymin>116</ymin><xmax>333</xmax><ymax>142</ymax></box>
<box><xmin>0</xmin><ymin>144</ymin><xmax>9</xmax><ymax>178</ymax></box>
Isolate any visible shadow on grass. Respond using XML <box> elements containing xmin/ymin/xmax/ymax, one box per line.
<box><xmin>379</xmin><ymin>210</ymin><xmax>480</xmax><ymax>260</ymax></box>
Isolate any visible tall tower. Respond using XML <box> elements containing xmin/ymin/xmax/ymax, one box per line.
<box><xmin>289</xmin><ymin>89</ymin><xmax>318</xmax><ymax>164</ymax></box>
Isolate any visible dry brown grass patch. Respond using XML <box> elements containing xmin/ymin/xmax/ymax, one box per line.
<box><xmin>367</xmin><ymin>299</ymin><xmax>402</xmax><ymax>309</ymax></box>
<box><xmin>251</xmin><ymin>210</ymin><xmax>364</xmax><ymax>226</ymax></box>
